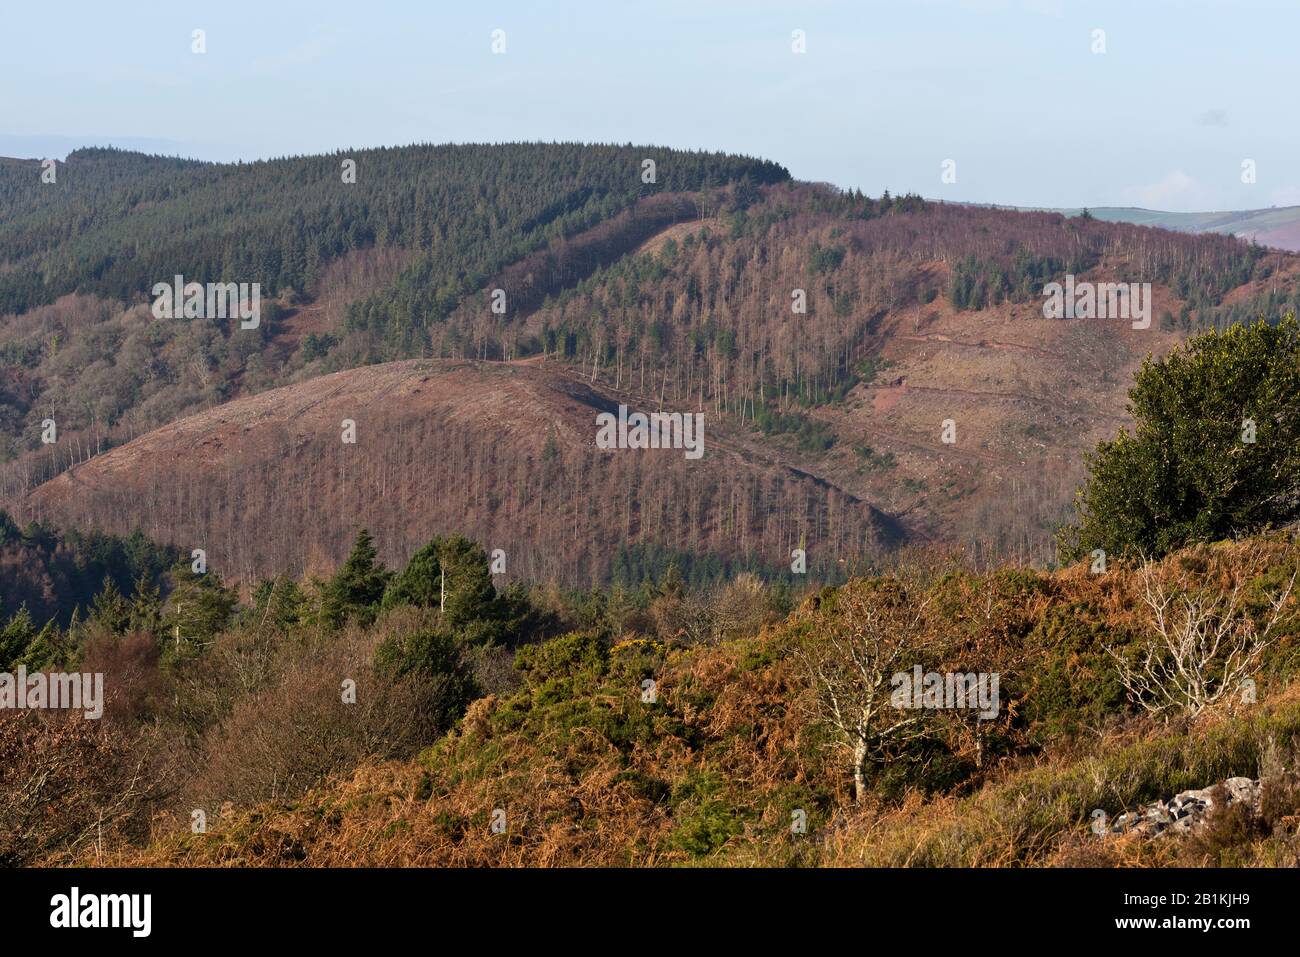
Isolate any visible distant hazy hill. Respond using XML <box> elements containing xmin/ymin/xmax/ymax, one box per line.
<box><xmin>1024</xmin><ymin>205</ymin><xmax>1300</xmax><ymax>252</ymax></box>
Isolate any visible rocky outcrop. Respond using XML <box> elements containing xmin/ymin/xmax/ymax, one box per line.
<box><xmin>1109</xmin><ymin>777</ymin><xmax>1262</xmax><ymax>837</ymax></box>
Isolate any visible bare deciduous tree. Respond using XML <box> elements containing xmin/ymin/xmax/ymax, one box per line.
<box><xmin>796</xmin><ymin>584</ymin><xmax>935</xmax><ymax>803</ymax></box>
<box><xmin>1109</xmin><ymin>560</ymin><xmax>1296</xmax><ymax>719</ymax></box>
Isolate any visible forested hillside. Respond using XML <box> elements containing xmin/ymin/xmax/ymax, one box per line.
<box><xmin>0</xmin><ymin>509</ymin><xmax>175</xmax><ymax>631</ymax></box>
<box><xmin>8</xmin><ymin>303</ymin><xmax>1300</xmax><ymax>872</ymax></box>
<box><xmin>23</xmin><ymin>359</ymin><xmax>900</xmax><ymax>586</ymax></box>
<box><xmin>5</xmin><ymin>142</ymin><xmax>1300</xmax><ymax>578</ymax></box>
<box><xmin>469</xmin><ymin>183</ymin><xmax>1280</xmax><ymax>409</ymax></box>
<box><xmin>0</xmin><ymin>143</ymin><xmax>785</xmax><ymax>497</ymax></box>
<box><xmin>0</xmin><ymin>144</ymin><xmax>787</xmax><ymax>318</ymax></box>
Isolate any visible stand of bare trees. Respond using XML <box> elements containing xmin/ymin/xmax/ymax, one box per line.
<box><xmin>1109</xmin><ymin>557</ymin><xmax>1297</xmax><ymax>718</ymax></box>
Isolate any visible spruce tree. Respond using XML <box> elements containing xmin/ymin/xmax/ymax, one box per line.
<box><xmin>128</xmin><ymin>573</ymin><xmax>163</xmax><ymax>634</ymax></box>
<box><xmin>383</xmin><ymin>537</ymin><xmax>444</xmax><ymax>610</ymax></box>
<box><xmin>90</xmin><ymin>576</ymin><xmax>131</xmax><ymax>634</ymax></box>
<box><xmin>322</xmin><ymin>529</ymin><xmax>391</xmax><ymax>627</ymax></box>
<box><xmin>163</xmin><ymin>565</ymin><xmax>238</xmax><ymax>645</ymax></box>
<box><xmin>0</xmin><ymin>606</ymin><xmax>36</xmax><ymax>670</ymax></box>
<box><xmin>437</xmin><ymin>535</ymin><xmax>498</xmax><ymax>630</ymax></box>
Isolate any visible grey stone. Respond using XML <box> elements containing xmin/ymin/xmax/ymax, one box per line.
<box><xmin>1107</xmin><ymin>776</ymin><xmax>1264</xmax><ymax>837</ymax></box>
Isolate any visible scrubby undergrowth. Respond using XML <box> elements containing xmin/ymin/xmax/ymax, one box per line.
<box><xmin>83</xmin><ymin>535</ymin><xmax>1300</xmax><ymax>868</ymax></box>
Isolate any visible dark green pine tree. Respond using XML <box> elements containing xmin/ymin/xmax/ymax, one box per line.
<box><xmin>89</xmin><ymin>576</ymin><xmax>131</xmax><ymax>635</ymax></box>
<box><xmin>127</xmin><ymin>573</ymin><xmax>163</xmax><ymax>634</ymax></box>
<box><xmin>322</xmin><ymin>529</ymin><xmax>391</xmax><ymax>628</ymax></box>
<box><xmin>16</xmin><ymin>620</ymin><xmax>59</xmax><ymax>671</ymax></box>
<box><xmin>383</xmin><ymin>535</ymin><xmax>507</xmax><ymax>641</ymax></box>
<box><xmin>162</xmin><ymin>565</ymin><xmax>238</xmax><ymax>647</ymax></box>
<box><xmin>659</xmin><ymin>562</ymin><xmax>685</xmax><ymax>599</ymax></box>
<box><xmin>437</xmin><ymin>535</ymin><xmax>499</xmax><ymax>631</ymax></box>
<box><xmin>383</xmin><ymin>537</ymin><xmax>444</xmax><ymax>610</ymax></box>
<box><xmin>255</xmin><ymin>576</ymin><xmax>306</xmax><ymax>631</ymax></box>
<box><xmin>0</xmin><ymin>605</ymin><xmax>36</xmax><ymax>670</ymax></box>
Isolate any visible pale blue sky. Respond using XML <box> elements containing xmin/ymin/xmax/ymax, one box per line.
<box><xmin>2</xmin><ymin>0</ymin><xmax>1293</xmax><ymax>210</ymax></box>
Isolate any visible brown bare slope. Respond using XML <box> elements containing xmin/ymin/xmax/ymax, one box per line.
<box><xmin>22</xmin><ymin>358</ymin><xmax>900</xmax><ymax>586</ymax></box>
<box><xmin>499</xmin><ymin>187</ymin><xmax>1300</xmax><ymax>562</ymax></box>
<box><xmin>807</xmin><ymin>268</ymin><xmax>1188</xmax><ymax>559</ymax></box>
